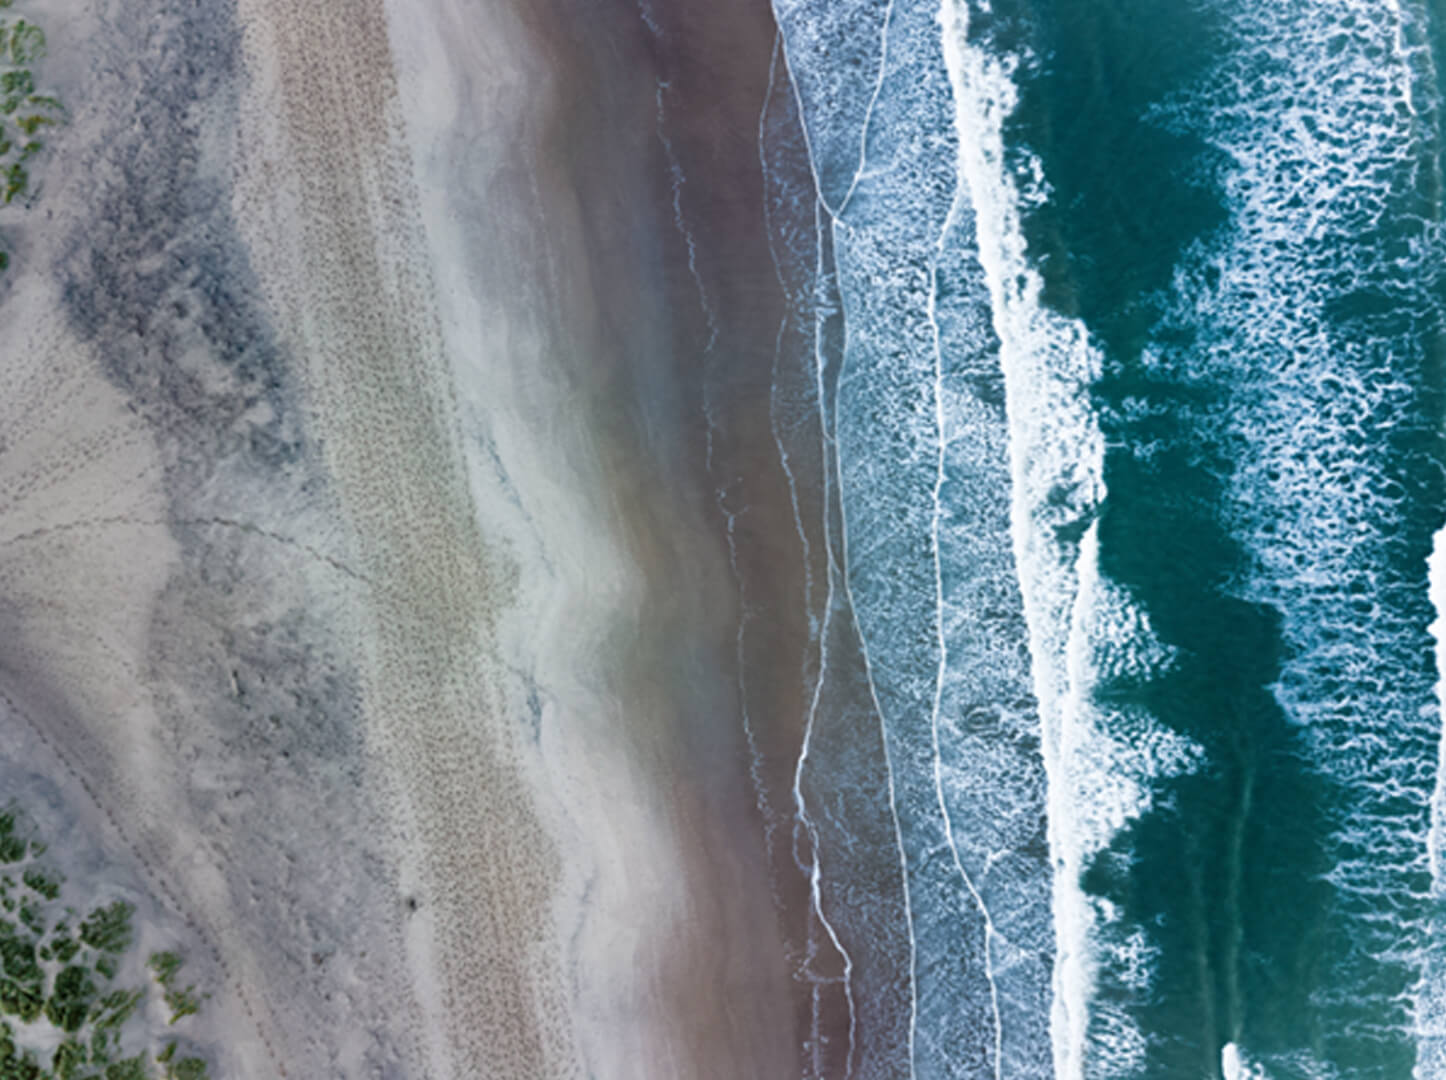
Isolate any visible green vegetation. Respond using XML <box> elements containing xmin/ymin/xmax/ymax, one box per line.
<box><xmin>5</xmin><ymin>20</ymin><xmax>42</xmax><ymax>65</ymax></box>
<box><xmin>161</xmin><ymin>988</ymin><xmax>199</xmax><ymax>1026</ymax></box>
<box><xmin>0</xmin><ymin>983</ymin><xmax>40</xmax><ymax>1025</ymax></box>
<box><xmin>18</xmin><ymin>875</ymin><xmax>56</xmax><ymax>904</ymax></box>
<box><xmin>0</xmin><ymin>811</ymin><xmax>215</xmax><ymax>1080</ymax></box>
<box><xmin>86</xmin><ymin>1029</ymin><xmax>108</xmax><ymax>1070</ymax></box>
<box><xmin>0</xmin><ymin>818</ymin><xmax>26</xmax><ymax>865</ymax></box>
<box><xmin>100</xmin><ymin>1055</ymin><xmax>147</xmax><ymax>1080</ymax></box>
<box><xmin>43</xmin><ymin>967</ymin><xmax>95</xmax><ymax>1033</ymax></box>
<box><xmin>49</xmin><ymin>937</ymin><xmax>78</xmax><ymax>968</ymax></box>
<box><xmin>50</xmin><ymin>1039</ymin><xmax>83</xmax><ymax>1080</ymax></box>
<box><xmin>0</xmin><ymin>921</ymin><xmax>42</xmax><ymax>1023</ymax></box>
<box><xmin>77</xmin><ymin>905</ymin><xmax>132</xmax><ymax>956</ymax></box>
<box><xmin>144</xmin><ymin>955</ymin><xmax>179</xmax><ymax>987</ymax></box>
<box><xmin>0</xmin><ymin>2</ymin><xmax>62</xmax><ymax>261</ymax></box>
<box><xmin>91</xmin><ymin>989</ymin><xmax>141</xmax><ymax>1032</ymax></box>
<box><xmin>147</xmin><ymin>955</ymin><xmax>202</xmax><ymax>1025</ymax></box>
<box><xmin>0</xmin><ymin>70</ymin><xmax>33</xmax><ymax>112</ymax></box>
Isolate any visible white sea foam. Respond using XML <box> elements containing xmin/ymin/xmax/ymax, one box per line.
<box><xmin>936</xmin><ymin>4</ymin><xmax>1205</xmax><ymax>1075</ymax></box>
<box><xmin>1421</xmin><ymin>527</ymin><xmax>1446</xmax><ymax>1076</ymax></box>
<box><xmin>1064</xmin><ymin>527</ymin><xmax>1204</xmax><ymax>1079</ymax></box>
<box><xmin>770</xmin><ymin>0</ymin><xmax>896</xmax><ymax>212</ymax></box>
<box><xmin>928</xmin><ymin>156</ymin><xmax>1008</xmax><ymax>1080</ymax></box>
<box><xmin>787</xmin><ymin>1</ymin><xmax>1020</xmax><ymax>1075</ymax></box>
<box><xmin>1222</xmin><ymin>1042</ymin><xmax>1273</xmax><ymax>1080</ymax></box>
<box><xmin>936</xmin><ymin>7</ymin><xmax>1102</xmax><ymax>1074</ymax></box>
<box><xmin>1068</xmin><ymin>529</ymin><xmax>1200</xmax><ymax>861</ymax></box>
<box><xmin>1144</xmin><ymin>0</ymin><xmax>1445</xmax><ymax>1064</ymax></box>
<box><xmin>759</xmin><ymin>35</ymin><xmax>863</xmax><ymax>1077</ymax></box>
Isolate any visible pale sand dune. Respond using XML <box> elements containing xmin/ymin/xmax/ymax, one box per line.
<box><xmin>7</xmin><ymin>0</ymin><xmax>435</xmax><ymax>1072</ymax></box>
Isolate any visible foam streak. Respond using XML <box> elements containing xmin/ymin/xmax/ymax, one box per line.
<box><xmin>760</xmin><ymin>35</ymin><xmax>859</xmax><ymax>1076</ymax></box>
<box><xmin>928</xmin><ymin>180</ymin><xmax>1004</xmax><ymax>1080</ymax></box>
<box><xmin>939</xmin><ymin>3</ymin><xmax>1110</xmax><ymax>1075</ymax></box>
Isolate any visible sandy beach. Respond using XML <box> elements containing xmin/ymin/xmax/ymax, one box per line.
<box><xmin>0</xmin><ymin>0</ymin><xmax>828</xmax><ymax>1074</ymax></box>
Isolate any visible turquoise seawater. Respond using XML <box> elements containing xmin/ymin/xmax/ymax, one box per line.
<box><xmin>1016</xmin><ymin>0</ymin><xmax>1446</xmax><ymax>1073</ymax></box>
<box><xmin>765</xmin><ymin>0</ymin><xmax>1446</xmax><ymax>1074</ymax></box>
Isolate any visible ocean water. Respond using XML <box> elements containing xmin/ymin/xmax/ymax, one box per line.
<box><xmin>761</xmin><ymin>0</ymin><xmax>1446</xmax><ymax>1076</ymax></box>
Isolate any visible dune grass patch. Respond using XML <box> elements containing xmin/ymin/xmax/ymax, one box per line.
<box><xmin>0</xmin><ymin>808</ymin><xmax>213</xmax><ymax>1080</ymax></box>
<box><xmin>0</xmin><ymin>2</ymin><xmax>63</xmax><ymax>268</ymax></box>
